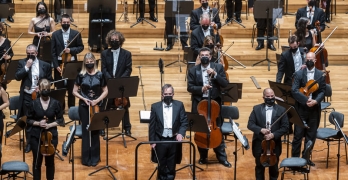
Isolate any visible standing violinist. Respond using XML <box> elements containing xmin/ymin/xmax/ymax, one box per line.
<box><xmin>295</xmin><ymin>0</ymin><xmax>326</xmax><ymax>35</ymax></box>
<box><xmin>26</xmin><ymin>78</ymin><xmax>64</xmax><ymax>180</ymax></box>
<box><xmin>51</xmin><ymin>13</ymin><xmax>84</xmax><ymax>110</ymax></box>
<box><xmin>101</xmin><ymin>30</ymin><xmax>133</xmax><ymax>136</ymax></box>
<box><xmin>15</xmin><ymin>44</ymin><xmax>53</xmax><ymax>153</ymax></box>
<box><xmin>247</xmin><ymin>88</ymin><xmax>289</xmax><ymax>180</ymax></box>
<box><xmin>189</xmin><ymin>0</ymin><xmax>221</xmax><ymax>31</ymax></box>
<box><xmin>0</xmin><ymin>22</ymin><xmax>13</xmax><ymax>90</ymax></box>
<box><xmin>187</xmin><ymin>47</ymin><xmax>231</xmax><ymax>168</ymax></box>
<box><xmin>291</xmin><ymin>52</ymin><xmax>325</xmax><ymax>165</ymax></box>
<box><xmin>72</xmin><ymin>53</ymin><xmax>108</xmax><ymax>166</ymax></box>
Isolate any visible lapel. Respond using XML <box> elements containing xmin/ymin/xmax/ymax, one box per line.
<box><xmin>287</xmin><ymin>52</ymin><xmax>295</xmax><ymax>73</ymax></box>
<box><xmin>106</xmin><ymin>49</ymin><xmax>114</xmax><ymax>75</ymax></box>
<box><xmin>299</xmin><ymin>48</ymin><xmax>306</xmax><ymax>64</ymax></box>
<box><xmin>303</xmin><ymin>68</ymin><xmax>308</xmax><ymax>85</ymax></box>
<box><xmin>58</xmin><ymin>30</ymin><xmax>64</xmax><ymax>48</ymax></box>
<box><xmin>172</xmin><ymin>101</ymin><xmax>178</xmax><ymax>126</ymax></box>
<box><xmin>195</xmin><ymin>65</ymin><xmax>203</xmax><ymax>85</ymax></box>
<box><xmin>158</xmin><ymin>102</ymin><xmax>164</xmax><ymax>126</ymax></box>
<box><xmin>116</xmin><ymin>48</ymin><xmax>124</xmax><ymax>74</ymax></box>
<box><xmin>27</xmin><ymin>60</ymin><xmax>32</xmax><ymax>82</ymax></box>
<box><xmin>314</xmin><ymin>68</ymin><xmax>322</xmax><ymax>80</ymax></box>
<box><xmin>198</xmin><ymin>29</ymin><xmax>204</xmax><ymax>45</ymax></box>
<box><xmin>271</xmin><ymin>105</ymin><xmax>277</xmax><ymax>125</ymax></box>
<box><xmin>38</xmin><ymin>60</ymin><xmax>44</xmax><ymax>79</ymax></box>
<box><xmin>260</xmin><ymin>105</ymin><xmax>266</xmax><ymax>128</ymax></box>
<box><xmin>69</xmin><ymin>29</ymin><xmax>75</xmax><ymax>43</ymax></box>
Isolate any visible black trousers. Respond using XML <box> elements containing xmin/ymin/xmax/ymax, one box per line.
<box><xmin>255</xmin><ymin>18</ymin><xmax>274</xmax><ymax>45</ymax></box>
<box><xmin>156</xmin><ymin>137</ymin><xmax>177</xmax><ymax>180</ymax></box>
<box><xmin>30</xmin><ymin>136</ymin><xmax>57</xmax><ymax>180</ymax></box>
<box><xmin>226</xmin><ymin>0</ymin><xmax>242</xmax><ymax>18</ymax></box>
<box><xmin>54</xmin><ymin>0</ymin><xmax>73</xmax><ymax>17</ymax></box>
<box><xmin>254</xmin><ymin>154</ymin><xmax>279</xmax><ymax>180</ymax></box>
<box><xmin>292</xmin><ymin>105</ymin><xmax>320</xmax><ymax>157</ymax></box>
<box><xmin>139</xmin><ymin>0</ymin><xmax>155</xmax><ymax>18</ymax></box>
<box><xmin>197</xmin><ymin>138</ymin><xmax>227</xmax><ymax>161</ymax></box>
<box><xmin>0</xmin><ymin>111</ymin><xmax>3</xmax><ymax>144</ymax></box>
<box><xmin>22</xmin><ymin>93</ymin><xmax>33</xmax><ymax>145</ymax></box>
<box><xmin>325</xmin><ymin>0</ymin><xmax>331</xmax><ymax>19</ymax></box>
<box><xmin>54</xmin><ymin>60</ymin><xmax>75</xmax><ymax>108</ymax></box>
<box><xmin>164</xmin><ymin>16</ymin><xmax>188</xmax><ymax>48</ymax></box>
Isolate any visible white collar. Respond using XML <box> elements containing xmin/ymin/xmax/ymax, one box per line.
<box><xmin>62</xmin><ymin>28</ymin><xmax>71</xmax><ymax>34</ymax></box>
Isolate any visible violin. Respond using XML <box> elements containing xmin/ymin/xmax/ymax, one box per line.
<box><xmin>40</xmin><ymin>116</ymin><xmax>55</xmax><ymax>156</ymax></box>
<box><xmin>260</xmin><ymin>122</ymin><xmax>277</xmax><ymax>167</ymax></box>
<box><xmin>299</xmin><ymin>73</ymin><xmax>326</xmax><ymax>97</ymax></box>
<box><xmin>114</xmin><ymin>97</ymin><xmax>128</xmax><ymax>108</ymax></box>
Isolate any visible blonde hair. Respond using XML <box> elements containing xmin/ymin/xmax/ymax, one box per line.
<box><xmin>39</xmin><ymin>78</ymin><xmax>50</xmax><ymax>90</ymax></box>
<box><xmin>80</xmin><ymin>53</ymin><xmax>99</xmax><ymax>75</ymax></box>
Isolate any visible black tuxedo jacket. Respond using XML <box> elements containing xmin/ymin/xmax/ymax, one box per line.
<box><xmin>101</xmin><ymin>48</ymin><xmax>132</xmax><ymax>79</ymax></box>
<box><xmin>295</xmin><ymin>6</ymin><xmax>326</xmax><ymax>32</ymax></box>
<box><xmin>15</xmin><ymin>58</ymin><xmax>53</xmax><ymax>117</ymax></box>
<box><xmin>276</xmin><ymin>48</ymin><xmax>305</xmax><ymax>85</ymax></box>
<box><xmin>190</xmin><ymin>6</ymin><xmax>221</xmax><ymax>31</ymax></box>
<box><xmin>247</xmin><ymin>103</ymin><xmax>289</xmax><ymax>157</ymax></box>
<box><xmin>51</xmin><ymin>28</ymin><xmax>84</xmax><ymax>68</ymax></box>
<box><xmin>190</xmin><ymin>27</ymin><xmax>220</xmax><ymax>61</ymax></box>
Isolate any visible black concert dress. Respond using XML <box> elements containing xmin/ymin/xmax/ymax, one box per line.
<box><xmin>0</xmin><ymin>38</ymin><xmax>14</xmax><ymax>88</ymax></box>
<box><xmin>75</xmin><ymin>71</ymin><xmax>107</xmax><ymax>166</ymax></box>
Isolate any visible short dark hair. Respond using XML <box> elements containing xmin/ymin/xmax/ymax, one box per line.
<box><xmin>61</xmin><ymin>14</ymin><xmax>70</xmax><ymax>21</ymax></box>
<box><xmin>105</xmin><ymin>30</ymin><xmax>126</xmax><ymax>47</ymax></box>
<box><xmin>161</xmin><ymin>84</ymin><xmax>174</xmax><ymax>94</ymax></box>
<box><xmin>288</xmin><ymin>35</ymin><xmax>299</xmax><ymax>44</ymax></box>
<box><xmin>198</xmin><ymin>47</ymin><xmax>212</xmax><ymax>55</ymax></box>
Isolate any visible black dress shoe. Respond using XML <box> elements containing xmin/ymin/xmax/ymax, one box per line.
<box><xmin>326</xmin><ymin>18</ymin><xmax>330</xmax><ymax>23</ymax></box>
<box><xmin>198</xmin><ymin>158</ymin><xmax>207</xmax><ymax>164</ymax></box>
<box><xmin>165</xmin><ymin>45</ymin><xmax>173</xmax><ymax>51</ymax></box>
<box><xmin>125</xmin><ymin>130</ymin><xmax>131</xmax><ymax>135</ymax></box>
<box><xmin>225</xmin><ymin>17</ymin><xmax>231</xmax><ymax>23</ymax></box>
<box><xmin>307</xmin><ymin>160</ymin><xmax>315</xmax><ymax>166</ymax></box>
<box><xmin>268</xmin><ymin>44</ymin><xmax>276</xmax><ymax>51</ymax></box>
<box><xmin>149</xmin><ymin>16</ymin><xmax>158</xmax><ymax>22</ymax></box>
<box><xmin>219</xmin><ymin>160</ymin><xmax>232</xmax><ymax>168</ymax></box>
<box><xmin>255</xmin><ymin>44</ymin><xmax>264</xmax><ymax>50</ymax></box>
<box><xmin>236</xmin><ymin>17</ymin><xmax>242</xmax><ymax>23</ymax></box>
<box><xmin>25</xmin><ymin>144</ymin><xmax>31</xmax><ymax>153</ymax></box>
<box><xmin>7</xmin><ymin>16</ymin><xmax>14</xmax><ymax>23</ymax></box>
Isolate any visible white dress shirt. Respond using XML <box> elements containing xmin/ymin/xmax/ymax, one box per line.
<box><xmin>202</xmin><ymin>26</ymin><xmax>211</xmax><ymax>37</ymax></box>
<box><xmin>111</xmin><ymin>48</ymin><xmax>120</xmax><ymax>77</ymax></box>
<box><xmin>292</xmin><ymin>48</ymin><xmax>302</xmax><ymax>72</ymax></box>
<box><xmin>162</xmin><ymin>102</ymin><xmax>173</xmax><ymax>137</ymax></box>
<box><xmin>24</xmin><ymin>58</ymin><xmax>39</xmax><ymax>94</ymax></box>
<box><xmin>201</xmin><ymin>64</ymin><xmax>211</xmax><ymax>97</ymax></box>
<box><xmin>58</xmin><ymin>28</ymin><xmax>75</xmax><ymax>61</ymax></box>
<box><xmin>265</xmin><ymin>105</ymin><xmax>273</xmax><ymax>130</ymax></box>
<box><xmin>307</xmin><ymin>68</ymin><xmax>315</xmax><ymax>99</ymax></box>
<box><xmin>307</xmin><ymin>6</ymin><xmax>315</xmax><ymax>24</ymax></box>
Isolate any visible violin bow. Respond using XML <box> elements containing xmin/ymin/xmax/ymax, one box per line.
<box><xmin>314</xmin><ymin>26</ymin><xmax>337</xmax><ymax>54</ymax></box>
<box><xmin>59</xmin><ymin>28</ymin><xmax>84</xmax><ymax>56</ymax></box>
<box><xmin>214</xmin><ymin>41</ymin><xmax>234</xmax><ymax>64</ymax></box>
<box><xmin>0</xmin><ymin>33</ymin><xmax>23</xmax><ymax>61</ymax></box>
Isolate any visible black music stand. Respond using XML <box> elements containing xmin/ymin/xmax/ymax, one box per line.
<box><xmin>176</xmin><ymin>113</ymin><xmax>207</xmax><ymax>173</ymax></box>
<box><xmin>62</xmin><ymin>61</ymin><xmax>83</xmax><ymax>80</ymax></box>
<box><xmin>131</xmin><ymin>0</ymin><xmax>157</xmax><ymax>28</ymax></box>
<box><xmin>221</xmin><ymin>83</ymin><xmax>242</xmax><ymax>104</ymax></box>
<box><xmin>88</xmin><ymin>110</ymin><xmax>125</xmax><ymax>180</ymax></box>
<box><xmin>332</xmin><ymin>117</ymin><xmax>348</xmax><ymax>180</ymax></box>
<box><xmin>62</xmin><ymin>124</ymin><xmax>76</xmax><ymax>180</ymax></box>
<box><xmin>252</xmin><ymin>0</ymin><xmax>278</xmax><ymax>71</ymax></box>
<box><xmin>105</xmin><ymin>77</ymin><xmax>139</xmax><ymax>148</ymax></box>
<box><xmin>269</xmin><ymin>81</ymin><xmax>295</xmax><ymax>106</ymax></box>
<box><xmin>4</xmin><ymin>59</ymin><xmax>18</xmax><ymax>82</ymax></box>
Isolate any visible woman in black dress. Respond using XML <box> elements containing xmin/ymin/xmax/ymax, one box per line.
<box><xmin>72</xmin><ymin>53</ymin><xmax>108</xmax><ymax>166</ymax></box>
<box><xmin>295</xmin><ymin>17</ymin><xmax>317</xmax><ymax>52</ymax></box>
<box><xmin>26</xmin><ymin>79</ymin><xmax>64</xmax><ymax>180</ymax></box>
<box><xmin>0</xmin><ymin>22</ymin><xmax>14</xmax><ymax>89</ymax></box>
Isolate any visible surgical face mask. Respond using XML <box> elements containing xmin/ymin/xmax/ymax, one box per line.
<box><xmin>110</xmin><ymin>40</ymin><xmax>120</xmax><ymax>49</ymax></box>
<box><xmin>264</xmin><ymin>97</ymin><xmax>275</xmax><ymax>106</ymax></box>
<box><xmin>38</xmin><ymin>9</ymin><xmax>46</xmax><ymax>14</ymax></box>
<box><xmin>202</xmin><ymin>2</ymin><xmax>208</xmax><ymax>8</ymax></box>
<box><xmin>202</xmin><ymin>25</ymin><xmax>209</xmax><ymax>30</ymax></box>
<box><xmin>306</xmin><ymin>60</ymin><xmax>315</xmax><ymax>69</ymax></box>
<box><xmin>62</xmin><ymin>24</ymin><xmax>70</xmax><ymax>31</ymax></box>
<box><xmin>290</xmin><ymin>47</ymin><xmax>298</xmax><ymax>54</ymax></box>
<box><xmin>85</xmin><ymin>63</ymin><xmax>95</xmax><ymax>70</ymax></box>
<box><xmin>27</xmin><ymin>54</ymin><xmax>36</xmax><ymax>60</ymax></box>
<box><xmin>205</xmin><ymin>44</ymin><xmax>214</xmax><ymax>49</ymax></box>
<box><xmin>163</xmin><ymin>96</ymin><xmax>173</xmax><ymax>105</ymax></box>
<box><xmin>201</xmin><ymin>56</ymin><xmax>210</xmax><ymax>65</ymax></box>
<box><xmin>41</xmin><ymin>89</ymin><xmax>50</xmax><ymax>97</ymax></box>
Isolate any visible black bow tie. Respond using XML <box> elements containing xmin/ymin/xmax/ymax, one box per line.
<box><xmin>164</xmin><ymin>104</ymin><xmax>172</xmax><ymax>108</ymax></box>
<box><xmin>265</xmin><ymin>106</ymin><xmax>273</xmax><ymax>111</ymax></box>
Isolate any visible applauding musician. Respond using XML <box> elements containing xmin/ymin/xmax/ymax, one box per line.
<box><xmin>26</xmin><ymin>79</ymin><xmax>64</xmax><ymax>180</ymax></box>
<box><xmin>101</xmin><ymin>30</ymin><xmax>133</xmax><ymax>135</ymax></box>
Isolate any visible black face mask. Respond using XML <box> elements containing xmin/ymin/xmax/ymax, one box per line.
<box><xmin>110</xmin><ymin>40</ymin><xmax>120</xmax><ymax>50</ymax></box>
<box><xmin>202</xmin><ymin>25</ymin><xmax>209</xmax><ymax>30</ymax></box>
<box><xmin>264</xmin><ymin>97</ymin><xmax>275</xmax><ymax>106</ymax></box>
<box><xmin>290</xmin><ymin>47</ymin><xmax>298</xmax><ymax>54</ymax></box>
<box><xmin>38</xmin><ymin>9</ymin><xmax>46</xmax><ymax>14</ymax></box>
<box><xmin>85</xmin><ymin>63</ymin><xmax>95</xmax><ymax>70</ymax></box>
<box><xmin>201</xmin><ymin>56</ymin><xmax>210</xmax><ymax>65</ymax></box>
<box><xmin>202</xmin><ymin>2</ymin><xmax>208</xmax><ymax>8</ymax></box>
<box><xmin>62</xmin><ymin>24</ymin><xmax>70</xmax><ymax>31</ymax></box>
<box><xmin>205</xmin><ymin>44</ymin><xmax>214</xmax><ymax>49</ymax></box>
<box><xmin>41</xmin><ymin>89</ymin><xmax>50</xmax><ymax>97</ymax></box>
<box><xmin>0</xmin><ymin>31</ymin><xmax>2</xmax><ymax>36</ymax></box>
<box><xmin>306</xmin><ymin>60</ymin><xmax>315</xmax><ymax>69</ymax></box>
<box><xmin>163</xmin><ymin>96</ymin><xmax>173</xmax><ymax>105</ymax></box>
<box><xmin>27</xmin><ymin>54</ymin><xmax>36</xmax><ymax>60</ymax></box>
<box><xmin>307</xmin><ymin>24</ymin><xmax>313</xmax><ymax>30</ymax></box>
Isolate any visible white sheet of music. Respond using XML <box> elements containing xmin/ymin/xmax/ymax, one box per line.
<box><xmin>140</xmin><ymin>110</ymin><xmax>151</xmax><ymax>120</ymax></box>
<box><xmin>232</xmin><ymin>121</ymin><xmax>246</xmax><ymax>146</ymax></box>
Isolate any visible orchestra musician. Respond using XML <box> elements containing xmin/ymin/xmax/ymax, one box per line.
<box><xmin>72</xmin><ymin>53</ymin><xmax>108</xmax><ymax>166</ymax></box>
<box><xmin>28</xmin><ymin>2</ymin><xmax>55</xmax><ymax>57</ymax></box>
<box><xmin>101</xmin><ymin>30</ymin><xmax>133</xmax><ymax>136</ymax></box>
<box><xmin>295</xmin><ymin>17</ymin><xmax>317</xmax><ymax>52</ymax></box>
<box><xmin>190</xmin><ymin>0</ymin><xmax>221</xmax><ymax>31</ymax></box>
<box><xmin>187</xmin><ymin>47</ymin><xmax>231</xmax><ymax>168</ymax></box>
<box><xmin>54</xmin><ymin>0</ymin><xmax>74</xmax><ymax>22</ymax></box>
<box><xmin>190</xmin><ymin>13</ymin><xmax>220</xmax><ymax>61</ymax></box>
<box><xmin>15</xmin><ymin>44</ymin><xmax>53</xmax><ymax>153</ymax></box>
<box><xmin>295</xmin><ymin>0</ymin><xmax>326</xmax><ymax>33</ymax></box>
<box><xmin>291</xmin><ymin>52</ymin><xmax>325</xmax><ymax>166</ymax></box>
<box><xmin>164</xmin><ymin>15</ymin><xmax>188</xmax><ymax>51</ymax></box>
<box><xmin>0</xmin><ymin>22</ymin><xmax>14</xmax><ymax>90</ymax></box>
<box><xmin>26</xmin><ymin>78</ymin><xmax>64</xmax><ymax>180</ymax></box>
<box><xmin>225</xmin><ymin>0</ymin><xmax>242</xmax><ymax>23</ymax></box>
<box><xmin>1</xmin><ymin>0</ymin><xmax>14</xmax><ymax>23</ymax></box>
<box><xmin>138</xmin><ymin>0</ymin><xmax>158</xmax><ymax>22</ymax></box>
<box><xmin>247</xmin><ymin>88</ymin><xmax>289</xmax><ymax>180</ymax></box>
<box><xmin>149</xmin><ymin>84</ymin><xmax>188</xmax><ymax>180</ymax></box>
<box><xmin>195</xmin><ymin>35</ymin><xmax>224</xmax><ymax>66</ymax></box>
<box><xmin>51</xmin><ymin>13</ymin><xmax>84</xmax><ymax>109</ymax></box>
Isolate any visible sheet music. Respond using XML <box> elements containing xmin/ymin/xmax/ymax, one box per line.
<box><xmin>64</xmin><ymin>124</ymin><xmax>76</xmax><ymax>152</ymax></box>
<box><xmin>140</xmin><ymin>110</ymin><xmax>151</xmax><ymax>119</ymax></box>
<box><xmin>232</xmin><ymin>121</ymin><xmax>247</xmax><ymax>147</ymax></box>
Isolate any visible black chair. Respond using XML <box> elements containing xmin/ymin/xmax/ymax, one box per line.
<box><xmin>322</xmin><ymin>84</ymin><xmax>335</xmax><ymax>127</ymax></box>
<box><xmin>4</xmin><ymin>95</ymin><xmax>21</xmax><ymax>146</ymax></box>
<box><xmin>66</xmin><ymin>106</ymin><xmax>82</xmax><ymax>141</ymax></box>
<box><xmin>220</xmin><ymin>105</ymin><xmax>239</xmax><ymax>142</ymax></box>
<box><xmin>316</xmin><ymin>111</ymin><xmax>347</xmax><ymax>168</ymax></box>
<box><xmin>279</xmin><ymin>140</ymin><xmax>313</xmax><ymax>180</ymax></box>
<box><xmin>0</xmin><ymin>161</ymin><xmax>29</xmax><ymax>179</ymax></box>
<box><xmin>183</xmin><ymin>46</ymin><xmax>195</xmax><ymax>81</ymax></box>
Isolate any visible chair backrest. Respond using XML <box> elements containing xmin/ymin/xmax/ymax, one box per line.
<box><xmin>276</xmin><ymin>53</ymin><xmax>281</xmax><ymax>65</ymax></box>
<box><xmin>68</xmin><ymin>106</ymin><xmax>80</xmax><ymax>121</ymax></box>
<box><xmin>329</xmin><ymin>111</ymin><xmax>344</xmax><ymax>128</ymax></box>
<box><xmin>325</xmin><ymin>84</ymin><xmax>332</xmax><ymax>97</ymax></box>
<box><xmin>281</xmin><ymin>45</ymin><xmax>290</xmax><ymax>52</ymax></box>
<box><xmin>221</xmin><ymin>105</ymin><xmax>239</xmax><ymax>120</ymax></box>
<box><xmin>303</xmin><ymin>140</ymin><xmax>314</xmax><ymax>162</ymax></box>
<box><xmin>9</xmin><ymin>95</ymin><xmax>20</xmax><ymax>111</ymax></box>
<box><xmin>183</xmin><ymin>46</ymin><xmax>194</xmax><ymax>63</ymax></box>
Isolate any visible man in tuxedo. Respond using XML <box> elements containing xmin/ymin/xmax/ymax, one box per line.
<box><xmin>51</xmin><ymin>14</ymin><xmax>84</xmax><ymax>109</ymax></box>
<box><xmin>295</xmin><ymin>0</ymin><xmax>326</xmax><ymax>32</ymax></box>
<box><xmin>247</xmin><ymin>88</ymin><xmax>289</xmax><ymax>180</ymax></box>
<box><xmin>138</xmin><ymin>0</ymin><xmax>158</xmax><ymax>22</ymax></box>
<box><xmin>190</xmin><ymin>13</ymin><xmax>220</xmax><ymax>61</ymax></box>
<box><xmin>190</xmin><ymin>0</ymin><xmax>221</xmax><ymax>31</ymax></box>
<box><xmin>149</xmin><ymin>84</ymin><xmax>188</xmax><ymax>180</ymax></box>
<box><xmin>187</xmin><ymin>47</ymin><xmax>231</xmax><ymax>168</ymax></box>
<box><xmin>225</xmin><ymin>0</ymin><xmax>242</xmax><ymax>23</ymax></box>
<box><xmin>15</xmin><ymin>44</ymin><xmax>53</xmax><ymax>153</ymax></box>
<box><xmin>276</xmin><ymin>35</ymin><xmax>306</xmax><ymax>86</ymax></box>
<box><xmin>54</xmin><ymin>0</ymin><xmax>74</xmax><ymax>22</ymax></box>
<box><xmin>101</xmin><ymin>30</ymin><xmax>133</xmax><ymax>135</ymax></box>
<box><xmin>291</xmin><ymin>52</ymin><xmax>325</xmax><ymax>164</ymax></box>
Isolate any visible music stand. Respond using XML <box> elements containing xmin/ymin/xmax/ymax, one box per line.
<box><xmin>252</xmin><ymin>0</ymin><xmax>278</xmax><ymax>71</ymax></box>
<box><xmin>62</xmin><ymin>124</ymin><xmax>76</xmax><ymax>180</ymax></box>
<box><xmin>269</xmin><ymin>81</ymin><xmax>295</xmax><ymax>106</ymax></box>
<box><xmin>105</xmin><ymin>77</ymin><xmax>139</xmax><ymax>148</ymax></box>
<box><xmin>221</xmin><ymin>83</ymin><xmax>242</xmax><ymax>104</ymax></box>
<box><xmin>4</xmin><ymin>60</ymin><xmax>18</xmax><ymax>82</ymax></box>
<box><xmin>130</xmin><ymin>0</ymin><xmax>156</xmax><ymax>28</ymax></box>
<box><xmin>62</xmin><ymin>61</ymin><xmax>83</xmax><ymax>80</ymax></box>
<box><xmin>331</xmin><ymin>117</ymin><xmax>348</xmax><ymax>180</ymax></box>
<box><xmin>88</xmin><ymin>110</ymin><xmax>125</xmax><ymax>179</ymax></box>
<box><xmin>176</xmin><ymin>113</ymin><xmax>207</xmax><ymax>173</ymax></box>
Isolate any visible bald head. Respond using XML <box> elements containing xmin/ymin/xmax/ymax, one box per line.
<box><xmin>263</xmin><ymin>88</ymin><xmax>275</xmax><ymax>98</ymax></box>
<box><xmin>200</xmin><ymin>13</ymin><xmax>210</xmax><ymax>26</ymax></box>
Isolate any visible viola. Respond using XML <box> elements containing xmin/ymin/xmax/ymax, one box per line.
<box><xmin>299</xmin><ymin>73</ymin><xmax>326</xmax><ymax>97</ymax></box>
<box><xmin>260</xmin><ymin>122</ymin><xmax>277</xmax><ymax>167</ymax></box>
<box><xmin>88</xmin><ymin>103</ymin><xmax>100</xmax><ymax>147</ymax></box>
<box><xmin>40</xmin><ymin>116</ymin><xmax>55</xmax><ymax>156</ymax></box>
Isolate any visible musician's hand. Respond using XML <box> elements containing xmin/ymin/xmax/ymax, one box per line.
<box><xmin>56</xmin><ymin>67</ymin><xmax>62</xmax><ymax>73</ymax></box>
<box><xmin>151</xmin><ymin>144</ymin><xmax>156</xmax><ymax>148</ymax></box>
<box><xmin>64</xmin><ymin>48</ymin><xmax>71</xmax><ymax>54</ymax></box>
<box><xmin>41</xmin><ymin>31</ymin><xmax>48</xmax><ymax>36</ymax></box>
<box><xmin>26</xmin><ymin>59</ymin><xmax>33</xmax><ymax>68</ymax></box>
<box><xmin>207</xmin><ymin>68</ymin><xmax>216</xmax><ymax>76</ymax></box>
<box><xmin>261</xmin><ymin>128</ymin><xmax>270</xmax><ymax>135</ymax></box>
<box><xmin>202</xmin><ymin>85</ymin><xmax>212</xmax><ymax>94</ymax></box>
<box><xmin>39</xmin><ymin>120</ymin><xmax>47</xmax><ymax>127</ymax></box>
<box><xmin>301</xmin><ymin>64</ymin><xmax>307</xmax><ymax>70</ymax></box>
<box><xmin>210</xmin><ymin>22</ymin><xmax>216</xmax><ymax>27</ymax></box>
<box><xmin>35</xmin><ymin>87</ymin><xmax>40</xmax><ymax>92</ymax></box>
<box><xmin>83</xmin><ymin>98</ymin><xmax>90</xmax><ymax>106</ymax></box>
<box><xmin>90</xmin><ymin>100</ymin><xmax>98</xmax><ymax>106</ymax></box>
<box><xmin>3</xmin><ymin>54</ymin><xmax>10</xmax><ymax>60</ymax></box>
<box><xmin>307</xmin><ymin>99</ymin><xmax>318</xmax><ymax>107</ymax></box>
<box><xmin>45</xmin><ymin>123</ymin><xmax>51</xmax><ymax>129</ymax></box>
<box><xmin>37</xmin><ymin>32</ymin><xmax>43</xmax><ymax>37</ymax></box>
<box><xmin>264</xmin><ymin>133</ymin><xmax>274</xmax><ymax>140</ymax></box>
<box><xmin>176</xmin><ymin>134</ymin><xmax>183</xmax><ymax>141</ymax></box>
